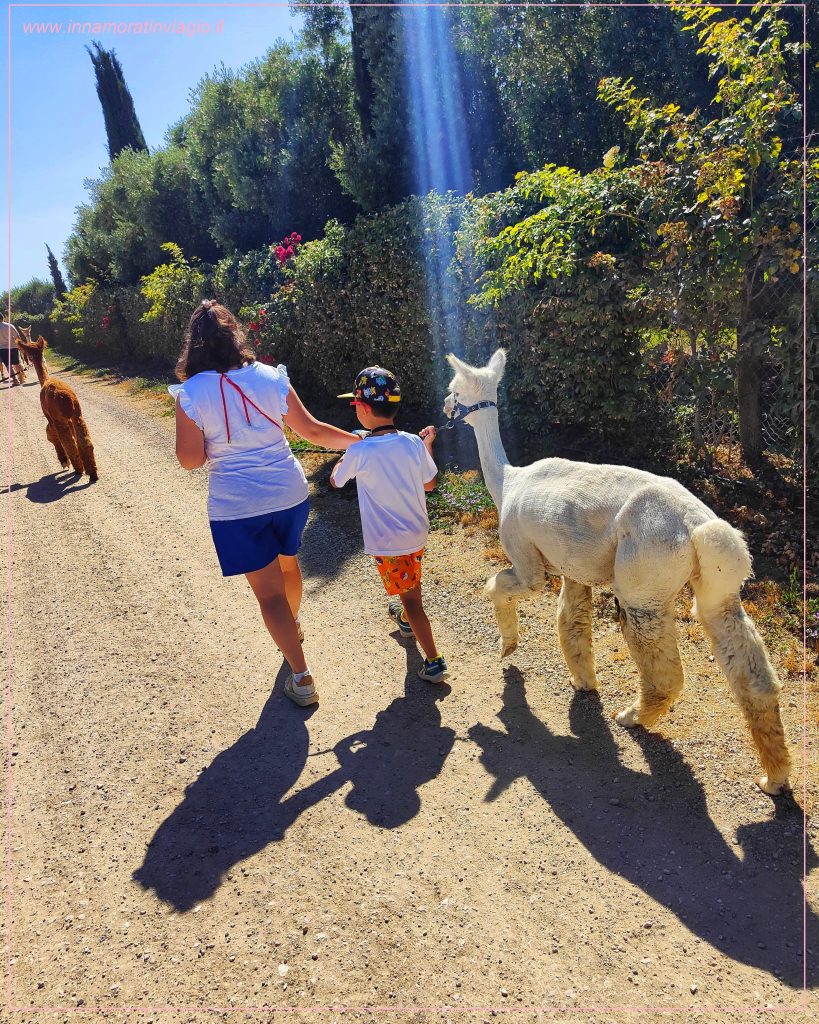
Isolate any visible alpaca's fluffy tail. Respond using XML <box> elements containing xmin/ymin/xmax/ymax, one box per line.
<box><xmin>690</xmin><ymin>519</ymin><xmax>753</xmax><ymax>617</ymax></box>
<box><xmin>690</xmin><ymin>518</ymin><xmax>791</xmax><ymax>794</ymax></box>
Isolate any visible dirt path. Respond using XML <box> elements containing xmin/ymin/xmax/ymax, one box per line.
<box><xmin>2</xmin><ymin>367</ymin><xmax>816</xmax><ymax>1023</ymax></box>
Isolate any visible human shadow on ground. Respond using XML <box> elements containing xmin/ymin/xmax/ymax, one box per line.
<box><xmin>469</xmin><ymin>668</ymin><xmax>815</xmax><ymax>990</ymax></box>
<box><xmin>133</xmin><ymin>648</ymin><xmax>454</xmax><ymax>910</ymax></box>
<box><xmin>2</xmin><ymin>470</ymin><xmax>94</xmax><ymax>502</ymax></box>
<box><xmin>132</xmin><ymin>663</ymin><xmax>315</xmax><ymax>911</ymax></box>
<box><xmin>322</xmin><ymin>643</ymin><xmax>455</xmax><ymax>828</ymax></box>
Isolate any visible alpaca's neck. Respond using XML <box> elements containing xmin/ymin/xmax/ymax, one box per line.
<box><xmin>32</xmin><ymin>357</ymin><xmax>48</xmax><ymax>387</ymax></box>
<box><xmin>470</xmin><ymin>408</ymin><xmax>510</xmax><ymax>507</ymax></box>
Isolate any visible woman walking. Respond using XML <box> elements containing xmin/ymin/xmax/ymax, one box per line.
<box><xmin>170</xmin><ymin>300</ymin><xmax>359</xmax><ymax>706</ymax></box>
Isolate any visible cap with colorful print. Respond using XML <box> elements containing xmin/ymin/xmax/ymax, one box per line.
<box><xmin>337</xmin><ymin>366</ymin><xmax>401</xmax><ymax>405</ymax></box>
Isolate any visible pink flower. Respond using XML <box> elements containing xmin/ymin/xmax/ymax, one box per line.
<box><xmin>260</xmin><ymin>354</ymin><xmax>274</xmax><ymax>365</ymax></box>
<box><xmin>249</xmin><ymin>322</ymin><xmax>258</xmax><ymax>332</ymax></box>
<box><xmin>101</xmin><ymin>315</ymin><xmax>110</xmax><ymax>328</ymax></box>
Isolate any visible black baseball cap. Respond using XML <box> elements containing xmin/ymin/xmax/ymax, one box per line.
<box><xmin>337</xmin><ymin>366</ymin><xmax>401</xmax><ymax>406</ymax></box>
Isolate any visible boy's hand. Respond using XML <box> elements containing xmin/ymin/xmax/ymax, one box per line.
<box><xmin>419</xmin><ymin>426</ymin><xmax>437</xmax><ymax>443</ymax></box>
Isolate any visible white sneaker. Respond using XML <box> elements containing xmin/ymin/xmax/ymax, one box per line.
<box><xmin>284</xmin><ymin>673</ymin><xmax>318</xmax><ymax>707</ymax></box>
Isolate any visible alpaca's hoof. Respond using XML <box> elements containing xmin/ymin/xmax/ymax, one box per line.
<box><xmin>757</xmin><ymin>775</ymin><xmax>790</xmax><ymax>796</ymax></box>
<box><xmin>89</xmin><ymin>473</ymin><xmax>99</xmax><ymax>483</ymax></box>
<box><xmin>615</xmin><ymin>706</ymin><xmax>640</xmax><ymax>728</ymax></box>
<box><xmin>499</xmin><ymin>637</ymin><xmax>518</xmax><ymax>659</ymax></box>
<box><xmin>571</xmin><ymin>676</ymin><xmax>599</xmax><ymax>692</ymax></box>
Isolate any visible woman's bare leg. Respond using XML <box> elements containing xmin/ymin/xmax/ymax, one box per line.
<box><xmin>278</xmin><ymin>554</ymin><xmax>303</xmax><ymax>621</ymax></box>
<box><xmin>245</xmin><ymin>558</ymin><xmax>307</xmax><ymax>674</ymax></box>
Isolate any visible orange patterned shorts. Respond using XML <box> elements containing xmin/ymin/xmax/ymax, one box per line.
<box><xmin>373</xmin><ymin>549</ymin><xmax>424</xmax><ymax>596</ymax></box>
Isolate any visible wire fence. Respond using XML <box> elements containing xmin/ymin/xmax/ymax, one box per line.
<box><xmin>645</xmin><ymin>195</ymin><xmax>811</xmax><ymax>471</ymax></box>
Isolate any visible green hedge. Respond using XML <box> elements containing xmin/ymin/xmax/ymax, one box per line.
<box><xmin>43</xmin><ymin>188</ymin><xmax>811</xmax><ymax>468</ymax></box>
<box><xmin>249</xmin><ymin>198</ymin><xmax>467</xmax><ymax>417</ymax></box>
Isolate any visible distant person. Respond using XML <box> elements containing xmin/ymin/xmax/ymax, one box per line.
<box><xmin>1</xmin><ymin>321</ymin><xmax>26</xmax><ymax>386</ymax></box>
<box><xmin>330</xmin><ymin>367</ymin><xmax>448</xmax><ymax>682</ymax></box>
<box><xmin>171</xmin><ymin>300</ymin><xmax>360</xmax><ymax>707</ymax></box>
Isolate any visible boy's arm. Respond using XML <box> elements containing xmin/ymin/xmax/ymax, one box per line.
<box><xmin>419</xmin><ymin>426</ymin><xmax>438</xmax><ymax>492</ymax></box>
<box><xmin>330</xmin><ymin>449</ymin><xmax>357</xmax><ymax>489</ymax></box>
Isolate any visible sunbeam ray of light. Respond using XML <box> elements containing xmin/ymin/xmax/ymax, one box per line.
<box><xmin>401</xmin><ymin>5</ymin><xmax>481</xmax><ymax>465</ymax></box>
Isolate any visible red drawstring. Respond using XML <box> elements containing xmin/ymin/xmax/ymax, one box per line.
<box><xmin>219</xmin><ymin>373</ymin><xmax>283</xmax><ymax>444</ymax></box>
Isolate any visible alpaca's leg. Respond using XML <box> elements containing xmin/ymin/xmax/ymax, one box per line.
<box><xmin>45</xmin><ymin>421</ymin><xmax>69</xmax><ymax>470</ymax></box>
<box><xmin>615</xmin><ymin>603</ymin><xmax>685</xmax><ymax>728</ymax></box>
<box><xmin>73</xmin><ymin>415</ymin><xmax>98</xmax><ymax>482</ymax></box>
<box><xmin>611</xmin><ymin>490</ymin><xmax>693</xmax><ymax>730</ymax></box>
<box><xmin>485</xmin><ymin>539</ymin><xmax>547</xmax><ymax>658</ymax></box>
<box><xmin>54</xmin><ymin>420</ymin><xmax>83</xmax><ymax>474</ymax></box>
<box><xmin>557</xmin><ymin>577</ymin><xmax>598</xmax><ymax>690</ymax></box>
<box><xmin>694</xmin><ymin>592</ymin><xmax>791</xmax><ymax>794</ymax></box>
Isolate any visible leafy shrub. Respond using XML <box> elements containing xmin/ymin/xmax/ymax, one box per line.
<box><xmin>140</xmin><ymin>244</ymin><xmax>209</xmax><ymax>331</ymax></box>
<box><xmin>51</xmin><ymin>281</ymin><xmax>98</xmax><ymax>345</ymax></box>
<box><xmin>212</xmin><ymin>245</ymin><xmax>283</xmax><ymax>313</ymax></box>
<box><xmin>249</xmin><ymin>200</ymin><xmax>462</xmax><ymax>414</ymax></box>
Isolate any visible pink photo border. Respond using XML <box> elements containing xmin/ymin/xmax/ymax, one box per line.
<box><xmin>4</xmin><ymin>2</ymin><xmax>810</xmax><ymax>1015</ymax></box>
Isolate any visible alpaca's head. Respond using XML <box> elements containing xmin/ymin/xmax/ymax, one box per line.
<box><xmin>22</xmin><ymin>336</ymin><xmax>49</xmax><ymax>385</ymax></box>
<box><xmin>19</xmin><ymin>326</ymin><xmax>31</xmax><ymax>342</ymax></box>
<box><xmin>444</xmin><ymin>350</ymin><xmax>506</xmax><ymax>424</ymax></box>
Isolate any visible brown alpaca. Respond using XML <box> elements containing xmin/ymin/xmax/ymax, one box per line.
<box><xmin>17</xmin><ymin>335</ymin><xmax>98</xmax><ymax>482</ymax></box>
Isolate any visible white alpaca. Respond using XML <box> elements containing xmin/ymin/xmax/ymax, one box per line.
<box><xmin>445</xmin><ymin>350</ymin><xmax>791</xmax><ymax>795</ymax></box>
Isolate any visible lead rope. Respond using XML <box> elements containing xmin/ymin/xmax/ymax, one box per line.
<box><xmin>219</xmin><ymin>373</ymin><xmax>283</xmax><ymax>444</ymax></box>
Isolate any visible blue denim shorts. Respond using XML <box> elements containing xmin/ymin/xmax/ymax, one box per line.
<box><xmin>209</xmin><ymin>498</ymin><xmax>310</xmax><ymax>576</ymax></box>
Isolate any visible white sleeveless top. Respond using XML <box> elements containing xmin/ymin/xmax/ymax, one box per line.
<box><xmin>169</xmin><ymin>362</ymin><xmax>308</xmax><ymax>521</ymax></box>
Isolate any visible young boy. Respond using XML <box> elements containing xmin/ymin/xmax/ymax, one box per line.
<box><xmin>331</xmin><ymin>366</ymin><xmax>448</xmax><ymax>682</ymax></box>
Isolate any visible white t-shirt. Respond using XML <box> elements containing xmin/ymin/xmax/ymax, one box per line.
<box><xmin>169</xmin><ymin>362</ymin><xmax>308</xmax><ymax>521</ymax></box>
<box><xmin>331</xmin><ymin>431</ymin><xmax>437</xmax><ymax>556</ymax></box>
<box><xmin>1</xmin><ymin>322</ymin><xmax>20</xmax><ymax>343</ymax></box>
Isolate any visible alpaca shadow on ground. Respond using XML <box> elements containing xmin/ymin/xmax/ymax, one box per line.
<box><xmin>134</xmin><ymin>650</ymin><xmax>454</xmax><ymax>910</ymax></box>
<box><xmin>2</xmin><ymin>470</ymin><xmax>94</xmax><ymax>502</ymax></box>
<box><xmin>469</xmin><ymin>667</ymin><xmax>815</xmax><ymax>990</ymax></box>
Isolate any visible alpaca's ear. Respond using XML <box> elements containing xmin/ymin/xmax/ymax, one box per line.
<box><xmin>36</xmin><ymin>336</ymin><xmax>46</xmax><ymax>350</ymax></box>
<box><xmin>446</xmin><ymin>353</ymin><xmax>470</xmax><ymax>375</ymax></box>
<box><xmin>487</xmin><ymin>348</ymin><xmax>507</xmax><ymax>381</ymax></box>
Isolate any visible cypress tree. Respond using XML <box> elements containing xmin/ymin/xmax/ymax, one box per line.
<box><xmin>343</xmin><ymin>2</ymin><xmax>413</xmax><ymax>209</ymax></box>
<box><xmin>45</xmin><ymin>244</ymin><xmax>68</xmax><ymax>298</ymax></box>
<box><xmin>87</xmin><ymin>41</ymin><xmax>148</xmax><ymax>160</ymax></box>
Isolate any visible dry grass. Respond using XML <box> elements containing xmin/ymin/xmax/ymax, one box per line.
<box><xmin>483</xmin><ymin>544</ymin><xmax>509</xmax><ymax>564</ymax></box>
<box><xmin>743</xmin><ymin>578</ymin><xmax>785</xmax><ymax>621</ymax></box>
<box><xmin>546</xmin><ymin>575</ymin><xmax>562</xmax><ymax>595</ymax></box>
<box><xmin>685</xmin><ymin>621</ymin><xmax>704</xmax><ymax>642</ymax></box>
<box><xmin>782</xmin><ymin>642</ymin><xmax>817</xmax><ymax>677</ymax></box>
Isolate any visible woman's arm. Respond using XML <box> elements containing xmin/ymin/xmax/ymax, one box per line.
<box><xmin>283</xmin><ymin>386</ymin><xmax>361</xmax><ymax>450</ymax></box>
<box><xmin>175</xmin><ymin>399</ymin><xmax>207</xmax><ymax>469</ymax></box>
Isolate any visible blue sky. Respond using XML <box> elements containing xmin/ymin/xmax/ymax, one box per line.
<box><xmin>3</xmin><ymin>3</ymin><xmax>305</xmax><ymax>291</ymax></box>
